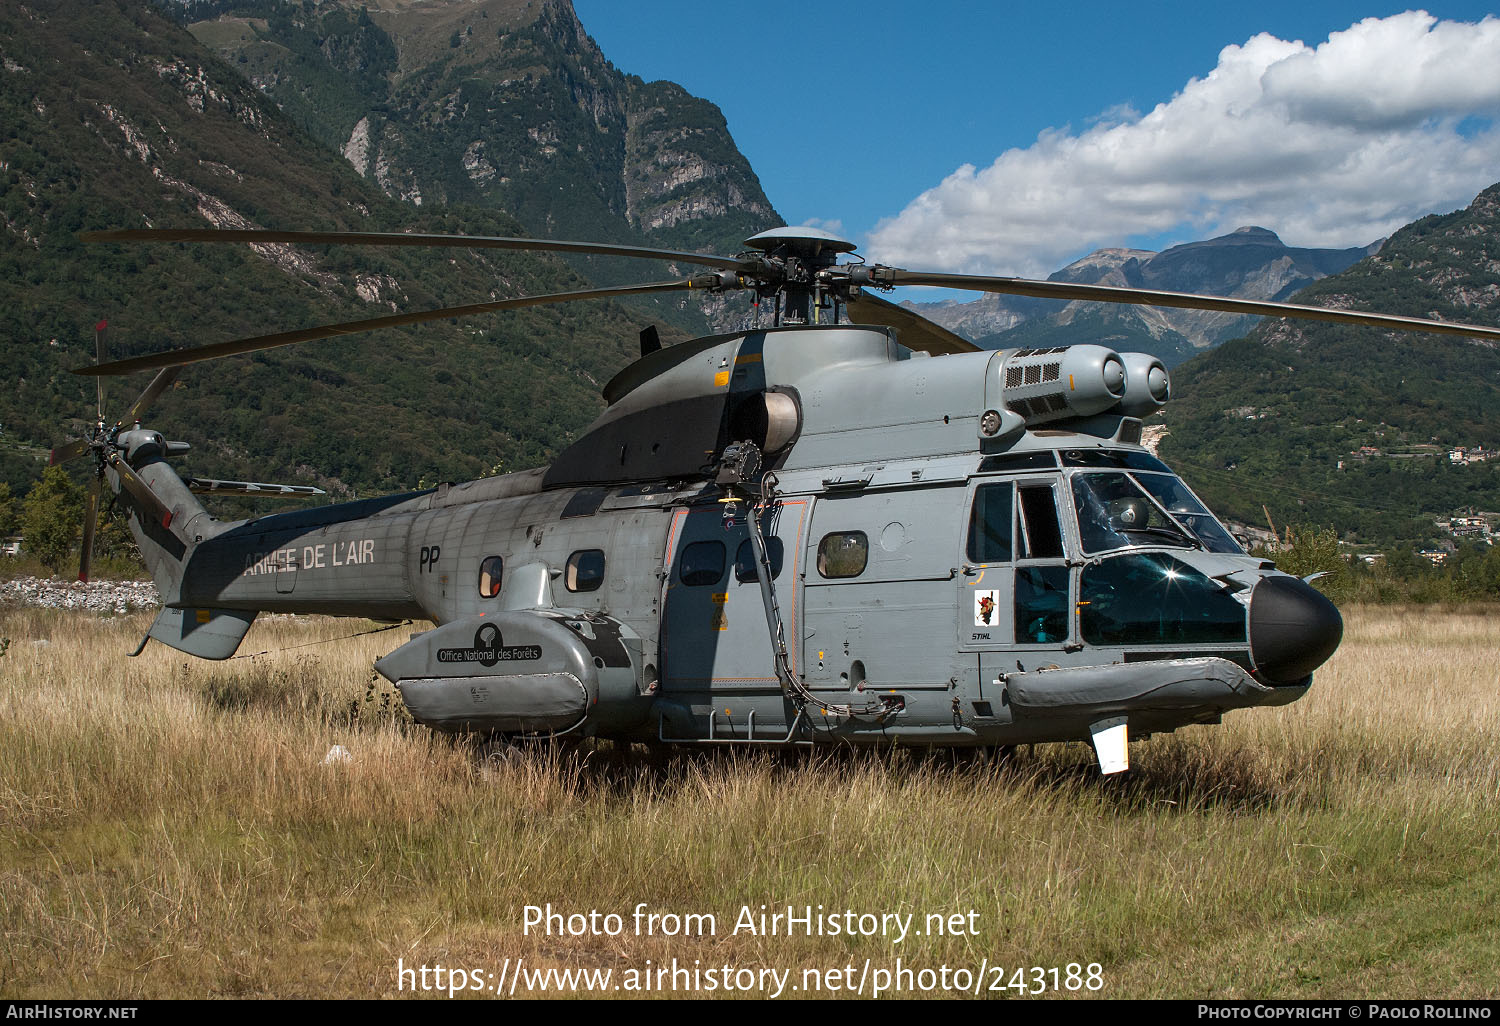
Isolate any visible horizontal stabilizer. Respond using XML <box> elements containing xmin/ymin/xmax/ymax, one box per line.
<box><xmin>147</xmin><ymin>606</ymin><xmax>257</xmax><ymax>660</ymax></box>
<box><xmin>185</xmin><ymin>477</ymin><xmax>326</xmax><ymax>499</ymax></box>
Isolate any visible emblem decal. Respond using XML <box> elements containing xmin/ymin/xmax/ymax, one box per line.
<box><xmin>437</xmin><ymin>622</ymin><xmax>541</xmax><ymax>667</ymax></box>
<box><xmin>974</xmin><ymin>590</ymin><xmax>1001</xmax><ymax>627</ymax></box>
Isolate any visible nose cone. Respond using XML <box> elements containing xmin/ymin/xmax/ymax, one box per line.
<box><xmin>1249</xmin><ymin>576</ymin><xmax>1344</xmax><ymax>685</ymax></box>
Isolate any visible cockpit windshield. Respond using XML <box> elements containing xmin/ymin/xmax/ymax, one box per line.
<box><xmin>1071</xmin><ymin>471</ymin><xmax>1242</xmax><ymax>555</ymax></box>
<box><xmin>1132</xmin><ymin>474</ymin><xmax>1242</xmax><ymax>553</ymax></box>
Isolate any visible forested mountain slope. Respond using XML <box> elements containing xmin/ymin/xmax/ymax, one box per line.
<box><xmin>0</xmin><ymin>0</ymin><xmax>765</xmax><ymax>503</ymax></box>
<box><xmin>1161</xmin><ymin>184</ymin><xmax>1500</xmax><ymax>546</ymax></box>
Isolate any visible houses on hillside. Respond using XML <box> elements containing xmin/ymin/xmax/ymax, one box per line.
<box><xmin>1449</xmin><ymin>446</ymin><xmax>1494</xmax><ymax>465</ymax></box>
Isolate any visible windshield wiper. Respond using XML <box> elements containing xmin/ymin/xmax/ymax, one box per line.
<box><xmin>1122</xmin><ymin>525</ymin><xmax>1199</xmax><ymax>549</ymax></box>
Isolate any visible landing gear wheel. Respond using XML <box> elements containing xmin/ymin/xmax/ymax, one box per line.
<box><xmin>473</xmin><ymin>734</ymin><xmax>523</xmax><ymax>768</ymax></box>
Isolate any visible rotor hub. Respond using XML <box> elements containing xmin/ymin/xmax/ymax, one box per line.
<box><xmin>742</xmin><ymin>228</ymin><xmax>862</xmax><ymax>326</ymax></box>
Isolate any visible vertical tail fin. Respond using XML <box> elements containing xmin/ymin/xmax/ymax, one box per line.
<box><xmin>108</xmin><ymin>433</ymin><xmax>221</xmax><ymax>605</ymax></box>
<box><xmin>110</xmin><ymin>444</ymin><xmax>267</xmax><ymax>661</ymax></box>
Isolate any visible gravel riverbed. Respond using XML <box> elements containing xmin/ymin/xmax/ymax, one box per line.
<box><xmin>1</xmin><ymin>576</ymin><xmax>159</xmax><ymax>614</ymax></box>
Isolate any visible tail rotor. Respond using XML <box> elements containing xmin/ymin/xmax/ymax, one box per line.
<box><xmin>48</xmin><ymin>320</ymin><xmax>184</xmax><ymax>581</ymax></box>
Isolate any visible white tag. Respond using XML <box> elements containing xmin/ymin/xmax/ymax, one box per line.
<box><xmin>1089</xmin><ymin>717</ymin><xmax>1129</xmax><ymax>775</ymax></box>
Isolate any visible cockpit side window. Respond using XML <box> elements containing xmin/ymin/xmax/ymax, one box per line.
<box><xmin>1017</xmin><ymin>484</ymin><xmax>1064</xmax><ymax>560</ymax></box>
<box><xmin>1016</xmin><ymin>566</ymin><xmax>1070</xmax><ymax>643</ymax></box>
<box><xmin>966</xmin><ymin>483</ymin><xmax>1013</xmax><ymax>563</ymax></box>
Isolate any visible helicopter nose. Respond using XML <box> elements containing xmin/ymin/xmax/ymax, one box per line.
<box><xmin>1248</xmin><ymin>575</ymin><xmax>1344</xmax><ymax>685</ymax></box>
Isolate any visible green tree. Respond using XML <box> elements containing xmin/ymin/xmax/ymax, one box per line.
<box><xmin>20</xmin><ymin>466</ymin><xmax>82</xmax><ymax>575</ymax></box>
<box><xmin>1254</xmin><ymin>525</ymin><xmax>1349</xmax><ymax>600</ymax></box>
<box><xmin>95</xmin><ymin>511</ymin><xmax>145</xmax><ymax>576</ymax></box>
<box><xmin>1270</xmin><ymin>525</ymin><xmax>1345</xmax><ymax>579</ymax></box>
<box><xmin>0</xmin><ymin>481</ymin><xmax>17</xmax><ymax>538</ymax></box>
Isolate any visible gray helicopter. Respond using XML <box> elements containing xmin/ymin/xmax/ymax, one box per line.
<box><xmin>57</xmin><ymin>226</ymin><xmax>1500</xmax><ymax>773</ymax></box>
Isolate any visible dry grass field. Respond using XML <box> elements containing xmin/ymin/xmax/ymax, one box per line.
<box><xmin>1</xmin><ymin>604</ymin><xmax>1497</xmax><ymax>999</ymax></box>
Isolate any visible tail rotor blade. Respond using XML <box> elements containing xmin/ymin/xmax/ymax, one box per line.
<box><xmin>78</xmin><ymin>476</ymin><xmax>100</xmax><ymax>583</ymax></box>
<box><xmin>111</xmin><ymin>458</ymin><xmax>175</xmax><ymax>529</ymax></box>
<box><xmin>94</xmin><ymin>320</ymin><xmax>107</xmax><ymax>419</ymax></box>
<box><xmin>123</xmin><ymin>366</ymin><xmax>182</xmax><ymax>426</ymax></box>
<box><xmin>50</xmin><ymin>439</ymin><xmax>91</xmax><ymax>466</ymax></box>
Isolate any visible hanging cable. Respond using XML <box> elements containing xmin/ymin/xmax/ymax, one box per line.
<box><xmin>230</xmin><ymin>619</ymin><xmax>413</xmax><ymax>660</ymax></box>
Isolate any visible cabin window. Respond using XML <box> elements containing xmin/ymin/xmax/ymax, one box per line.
<box><xmin>561</xmin><ymin>488</ymin><xmax>608</xmax><ymax>519</ymax></box>
<box><xmin>679</xmin><ymin>541</ymin><xmax>726</xmax><ymax>587</ymax></box>
<box><xmin>734</xmin><ymin>537</ymin><xmax>784</xmax><ymax>582</ymax></box>
<box><xmin>477</xmin><ymin>555</ymin><xmax>504</xmax><ymax>598</ymax></box>
<box><xmin>966</xmin><ymin>483</ymin><xmax>1013</xmax><ymax>563</ymax></box>
<box><xmin>565</xmin><ymin>549</ymin><xmax>606</xmax><ymax>593</ymax></box>
<box><xmin>1080</xmin><ymin>553</ymin><xmax>1247</xmax><ymax>645</ymax></box>
<box><xmin>817</xmin><ymin>532</ymin><xmax>868</xmax><ymax>579</ymax></box>
<box><xmin>1017</xmin><ymin>485</ymin><xmax>1065</xmax><ymax>559</ymax></box>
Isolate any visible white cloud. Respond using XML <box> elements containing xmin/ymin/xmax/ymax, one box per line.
<box><xmin>797</xmin><ymin>217</ymin><xmax>845</xmax><ymax>237</ymax></box>
<box><xmin>866</xmin><ymin>11</ymin><xmax>1500</xmax><ymax>278</ymax></box>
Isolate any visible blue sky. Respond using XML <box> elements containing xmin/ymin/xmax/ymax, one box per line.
<box><xmin>573</xmin><ymin>2</ymin><xmax>1500</xmax><ymax>277</ymax></box>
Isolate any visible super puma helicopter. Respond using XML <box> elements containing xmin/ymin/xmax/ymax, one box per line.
<box><xmin>58</xmin><ymin>225</ymin><xmax>1500</xmax><ymax>774</ymax></box>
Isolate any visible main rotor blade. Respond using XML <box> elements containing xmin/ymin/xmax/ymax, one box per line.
<box><xmin>77</xmin><ymin>476</ymin><xmax>99</xmax><ymax>584</ymax></box>
<box><xmin>81</xmin><ymin>228</ymin><xmax>751</xmax><ymax>273</ymax></box>
<box><xmin>882</xmin><ymin>270</ymin><xmax>1500</xmax><ymax>343</ymax></box>
<box><xmin>184</xmin><ymin>477</ymin><xmax>326</xmax><ymax>498</ymax></box>
<box><xmin>843</xmin><ymin>291</ymin><xmax>979</xmax><ymax>355</ymax></box>
<box><xmin>76</xmin><ymin>279</ymin><xmax>714</xmax><ymax>376</ymax></box>
<box><xmin>122</xmin><ymin>366</ymin><xmax>182</xmax><ymax>425</ymax></box>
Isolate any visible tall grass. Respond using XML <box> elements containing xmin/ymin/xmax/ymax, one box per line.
<box><xmin>1</xmin><ymin>606</ymin><xmax>1496</xmax><ymax>999</ymax></box>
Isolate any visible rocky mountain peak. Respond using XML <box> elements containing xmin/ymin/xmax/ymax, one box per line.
<box><xmin>1226</xmin><ymin>226</ymin><xmax>1284</xmax><ymax>243</ymax></box>
<box><xmin>966</xmin><ymin>225</ymin><xmax>1382</xmax><ymax>363</ymax></box>
<box><xmin>1052</xmin><ymin>247</ymin><xmax>1156</xmax><ymax>286</ymax></box>
<box><xmin>185</xmin><ymin>0</ymin><xmax>780</xmax><ymax>255</ymax></box>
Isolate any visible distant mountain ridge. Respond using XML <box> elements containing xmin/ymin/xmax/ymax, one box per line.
<box><xmin>904</xmin><ymin>226</ymin><xmax>1381</xmax><ymax>366</ymax></box>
